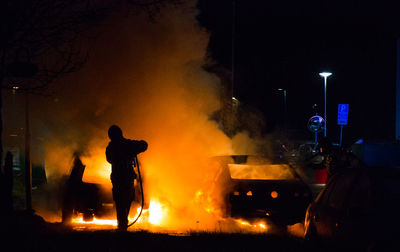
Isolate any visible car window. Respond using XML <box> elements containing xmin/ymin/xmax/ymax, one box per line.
<box><xmin>228</xmin><ymin>163</ymin><xmax>296</xmax><ymax>180</ymax></box>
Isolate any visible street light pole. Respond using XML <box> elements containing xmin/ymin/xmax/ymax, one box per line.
<box><xmin>25</xmin><ymin>92</ymin><xmax>32</xmax><ymax>213</ymax></box>
<box><xmin>319</xmin><ymin>72</ymin><xmax>332</xmax><ymax>137</ymax></box>
<box><xmin>278</xmin><ymin>88</ymin><xmax>287</xmax><ymax>129</ymax></box>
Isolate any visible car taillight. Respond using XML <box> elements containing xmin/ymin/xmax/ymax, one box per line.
<box><xmin>246</xmin><ymin>191</ymin><xmax>253</xmax><ymax>196</ymax></box>
<box><xmin>233</xmin><ymin>191</ymin><xmax>240</xmax><ymax>196</ymax></box>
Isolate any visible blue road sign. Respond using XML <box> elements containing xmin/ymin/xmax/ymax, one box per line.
<box><xmin>337</xmin><ymin>104</ymin><xmax>349</xmax><ymax>125</ymax></box>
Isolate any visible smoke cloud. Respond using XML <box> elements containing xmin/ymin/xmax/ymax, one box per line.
<box><xmin>31</xmin><ymin>1</ymin><xmax>268</xmax><ymax>231</ymax></box>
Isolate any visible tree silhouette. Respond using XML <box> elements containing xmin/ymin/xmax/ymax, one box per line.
<box><xmin>0</xmin><ymin>0</ymin><xmax>179</xmax><ymax>210</ymax></box>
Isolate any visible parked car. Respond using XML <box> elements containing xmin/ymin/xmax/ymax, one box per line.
<box><xmin>61</xmin><ymin>155</ymin><xmax>114</xmax><ymax>223</ymax></box>
<box><xmin>304</xmin><ymin>165</ymin><xmax>400</xmax><ymax>251</ymax></box>
<box><xmin>212</xmin><ymin>155</ymin><xmax>313</xmax><ymax>227</ymax></box>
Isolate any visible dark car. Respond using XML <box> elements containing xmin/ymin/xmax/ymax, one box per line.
<box><xmin>61</xmin><ymin>155</ymin><xmax>114</xmax><ymax>223</ymax></box>
<box><xmin>213</xmin><ymin>155</ymin><xmax>313</xmax><ymax>227</ymax></box>
<box><xmin>304</xmin><ymin>166</ymin><xmax>400</xmax><ymax>251</ymax></box>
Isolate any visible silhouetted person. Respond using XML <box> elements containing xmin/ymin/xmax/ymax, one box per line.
<box><xmin>106</xmin><ymin>125</ymin><xmax>147</xmax><ymax>231</ymax></box>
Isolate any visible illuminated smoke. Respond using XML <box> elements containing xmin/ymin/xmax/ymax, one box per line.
<box><xmin>33</xmin><ymin>1</ymin><xmax>269</xmax><ymax>231</ymax></box>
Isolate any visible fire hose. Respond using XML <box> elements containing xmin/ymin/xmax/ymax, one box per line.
<box><xmin>127</xmin><ymin>155</ymin><xmax>144</xmax><ymax>227</ymax></box>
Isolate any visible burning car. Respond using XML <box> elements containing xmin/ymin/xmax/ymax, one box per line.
<box><xmin>213</xmin><ymin>155</ymin><xmax>313</xmax><ymax>227</ymax></box>
<box><xmin>61</xmin><ymin>155</ymin><xmax>114</xmax><ymax>223</ymax></box>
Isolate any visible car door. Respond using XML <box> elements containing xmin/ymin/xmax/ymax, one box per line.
<box><xmin>312</xmin><ymin>171</ymin><xmax>358</xmax><ymax>239</ymax></box>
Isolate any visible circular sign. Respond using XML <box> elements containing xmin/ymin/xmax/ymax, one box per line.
<box><xmin>307</xmin><ymin>115</ymin><xmax>325</xmax><ymax>133</ymax></box>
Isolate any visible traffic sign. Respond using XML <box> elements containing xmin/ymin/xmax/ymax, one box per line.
<box><xmin>307</xmin><ymin>115</ymin><xmax>325</xmax><ymax>133</ymax></box>
<box><xmin>337</xmin><ymin>104</ymin><xmax>349</xmax><ymax>125</ymax></box>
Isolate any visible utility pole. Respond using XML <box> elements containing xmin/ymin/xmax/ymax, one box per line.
<box><xmin>25</xmin><ymin>92</ymin><xmax>32</xmax><ymax>213</ymax></box>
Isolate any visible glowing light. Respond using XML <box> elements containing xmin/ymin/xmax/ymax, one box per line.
<box><xmin>246</xmin><ymin>191</ymin><xmax>253</xmax><ymax>196</ymax></box>
<box><xmin>148</xmin><ymin>201</ymin><xmax>165</xmax><ymax>225</ymax></box>
<box><xmin>235</xmin><ymin>219</ymin><xmax>268</xmax><ymax>232</ymax></box>
<box><xmin>270</xmin><ymin>191</ymin><xmax>278</xmax><ymax>199</ymax></box>
<box><xmin>72</xmin><ymin>216</ymin><xmax>117</xmax><ymax>226</ymax></box>
<box><xmin>319</xmin><ymin>72</ymin><xmax>332</xmax><ymax>78</ymax></box>
<box><xmin>195</xmin><ymin>190</ymin><xmax>204</xmax><ymax>200</ymax></box>
<box><xmin>80</xmin><ymin>156</ymin><xmax>112</xmax><ymax>184</ymax></box>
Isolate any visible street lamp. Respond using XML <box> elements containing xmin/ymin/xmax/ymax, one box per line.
<box><xmin>277</xmin><ymin>88</ymin><xmax>287</xmax><ymax>129</ymax></box>
<box><xmin>232</xmin><ymin>96</ymin><xmax>239</xmax><ymax>109</ymax></box>
<box><xmin>319</xmin><ymin>72</ymin><xmax>332</xmax><ymax>137</ymax></box>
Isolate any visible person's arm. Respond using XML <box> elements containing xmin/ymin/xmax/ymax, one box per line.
<box><xmin>129</xmin><ymin>140</ymin><xmax>148</xmax><ymax>155</ymax></box>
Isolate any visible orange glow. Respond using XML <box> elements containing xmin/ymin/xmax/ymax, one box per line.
<box><xmin>38</xmin><ymin>1</ymin><xmax>292</xmax><ymax>235</ymax></box>
<box><xmin>258</xmin><ymin>223</ymin><xmax>266</xmax><ymax>229</ymax></box>
<box><xmin>270</xmin><ymin>191</ymin><xmax>278</xmax><ymax>199</ymax></box>
<box><xmin>229</xmin><ymin>164</ymin><xmax>295</xmax><ymax>180</ymax></box>
<box><xmin>148</xmin><ymin>201</ymin><xmax>165</xmax><ymax>225</ymax></box>
<box><xmin>81</xmin><ymin>151</ymin><xmax>112</xmax><ymax>185</ymax></box>
<box><xmin>71</xmin><ymin>200</ymin><xmax>166</xmax><ymax>229</ymax></box>
<box><xmin>72</xmin><ymin>215</ymin><xmax>118</xmax><ymax>226</ymax></box>
<box><xmin>235</xmin><ymin>219</ymin><xmax>268</xmax><ymax>232</ymax></box>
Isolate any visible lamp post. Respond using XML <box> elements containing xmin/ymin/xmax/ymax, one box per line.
<box><xmin>278</xmin><ymin>88</ymin><xmax>287</xmax><ymax>129</ymax></box>
<box><xmin>319</xmin><ymin>72</ymin><xmax>332</xmax><ymax>137</ymax></box>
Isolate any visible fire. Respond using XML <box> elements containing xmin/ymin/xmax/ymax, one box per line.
<box><xmin>71</xmin><ymin>200</ymin><xmax>166</xmax><ymax>229</ymax></box>
<box><xmin>73</xmin><ymin>216</ymin><xmax>118</xmax><ymax>226</ymax></box>
<box><xmin>148</xmin><ymin>201</ymin><xmax>166</xmax><ymax>225</ymax></box>
<box><xmin>81</xmin><ymin>153</ymin><xmax>112</xmax><ymax>184</ymax></box>
<box><xmin>39</xmin><ymin>1</ymin><xmax>279</xmax><ymax>234</ymax></box>
<box><xmin>69</xmin><ymin>193</ymin><xmax>271</xmax><ymax>234</ymax></box>
<box><xmin>235</xmin><ymin>219</ymin><xmax>268</xmax><ymax>232</ymax></box>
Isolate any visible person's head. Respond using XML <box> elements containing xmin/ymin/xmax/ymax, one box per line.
<box><xmin>108</xmin><ymin>125</ymin><xmax>123</xmax><ymax>141</ymax></box>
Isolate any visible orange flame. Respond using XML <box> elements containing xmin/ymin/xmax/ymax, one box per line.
<box><xmin>71</xmin><ymin>200</ymin><xmax>166</xmax><ymax>229</ymax></box>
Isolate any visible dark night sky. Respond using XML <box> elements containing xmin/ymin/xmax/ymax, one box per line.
<box><xmin>197</xmin><ymin>0</ymin><xmax>400</xmax><ymax>144</ymax></box>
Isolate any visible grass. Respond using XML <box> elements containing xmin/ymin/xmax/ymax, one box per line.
<box><xmin>9</xmin><ymin>227</ymin><xmax>307</xmax><ymax>252</ymax></box>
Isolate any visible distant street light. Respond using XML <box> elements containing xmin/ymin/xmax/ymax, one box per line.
<box><xmin>277</xmin><ymin>88</ymin><xmax>287</xmax><ymax>129</ymax></box>
<box><xmin>319</xmin><ymin>72</ymin><xmax>332</xmax><ymax>137</ymax></box>
<box><xmin>232</xmin><ymin>96</ymin><xmax>239</xmax><ymax>108</ymax></box>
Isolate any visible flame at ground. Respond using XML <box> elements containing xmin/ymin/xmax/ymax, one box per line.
<box><xmin>70</xmin><ymin>196</ymin><xmax>272</xmax><ymax>234</ymax></box>
<box><xmin>73</xmin><ymin>216</ymin><xmax>118</xmax><ymax>227</ymax></box>
<box><xmin>235</xmin><ymin>219</ymin><xmax>268</xmax><ymax>231</ymax></box>
<box><xmin>72</xmin><ymin>200</ymin><xmax>167</xmax><ymax>229</ymax></box>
